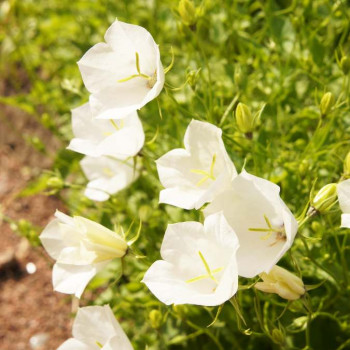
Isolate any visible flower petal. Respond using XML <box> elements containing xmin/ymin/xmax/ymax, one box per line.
<box><xmin>338</xmin><ymin>179</ymin><xmax>350</xmax><ymax>213</ymax></box>
<box><xmin>39</xmin><ymin>218</ymin><xmax>65</xmax><ymax>260</ymax></box>
<box><xmin>57</xmin><ymin>338</ymin><xmax>94</xmax><ymax>350</ymax></box>
<box><xmin>52</xmin><ymin>263</ymin><xmax>105</xmax><ymax>298</ymax></box>
<box><xmin>73</xmin><ymin>305</ymin><xmax>130</xmax><ymax>347</ymax></box>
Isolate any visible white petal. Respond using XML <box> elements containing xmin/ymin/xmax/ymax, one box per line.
<box><xmin>57</xmin><ymin>338</ymin><xmax>94</xmax><ymax>350</ymax></box>
<box><xmin>204</xmin><ymin>171</ymin><xmax>298</xmax><ymax>278</ymax></box>
<box><xmin>102</xmin><ymin>334</ymin><xmax>134</xmax><ymax>350</ymax></box>
<box><xmin>184</xmin><ymin>120</ymin><xmax>236</xmax><ymax>178</ymax></box>
<box><xmin>80</xmin><ymin>156</ymin><xmax>138</xmax><ymax>201</ymax></box>
<box><xmin>159</xmin><ymin>187</ymin><xmax>202</xmax><ymax>210</ymax></box>
<box><xmin>78</xmin><ymin>42</ymin><xmax>134</xmax><ymax>94</ymax></box>
<box><xmin>143</xmin><ymin>213</ymin><xmax>239</xmax><ymax>306</ymax></box>
<box><xmin>89</xmin><ymin>82</ymin><xmax>150</xmax><ymax>120</ymax></box>
<box><xmin>52</xmin><ymin>263</ymin><xmax>104</xmax><ymax>298</ymax></box>
<box><xmin>105</xmin><ymin>20</ymin><xmax>157</xmax><ymax>73</ymax></box>
<box><xmin>73</xmin><ymin>305</ymin><xmax>129</xmax><ymax>347</ymax></box>
<box><xmin>39</xmin><ymin>218</ymin><xmax>65</xmax><ymax>260</ymax></box>
<box><xmin>78</xmin><ymin>20</ymin><xmax>164</xmax><ymax>120</ymax></box>
<box><xmin>341</xmin><ymin>213</ymin><xmax>350</xmax><ymax>228</ymax></box>
<box><xmin>156</xmin><ymin>120</ymin><xmax>236</xmax><ymax>209</ymax></box>
<box><xmin>338</xmin><ymin>179</ymin><xmax>350</xmax><ymax>213</ymax></box>
<box><xmin>96</xmin><ymin>120</ymin><xmax>144</xmax><ymax>158</ymax></box>
<box><xmin>84</xmin><ymin>187</ymin><xmax>110</xmax><ymax>202</ymax></box>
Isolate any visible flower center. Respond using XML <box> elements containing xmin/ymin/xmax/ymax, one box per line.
<box><xmin>186</xmin><ymin>250</ymin><xmax>223</xmax><ymax>285</ymax></box>
<box><xmin>147</xmin><ymin>72</ymin><xmax>157</xmax><ymax>89</ymax></box>
<box><xmin>249</xmin><ymin>214</ymin><xmax>286</xmax><ymax>246</ymax></box>
<box><xmin>190</xmin><ymin>153</ymin><xmax>217</xmax><ymax>186</ymax></box>
<box><xmin>117</xmin><ymin>52</ymin><xmax>157</xmax><ymax>89</ymax></box>
<box><xmin>102</xmin><ymin>167</ymin><xmax>114</xmax><ymax>177</ymax></box>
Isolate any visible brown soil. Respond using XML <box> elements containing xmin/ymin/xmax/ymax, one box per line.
<box><xmin>0</xmin><ymin>102</ymin><xmax>73</xmax><ymax>349</ymax></box>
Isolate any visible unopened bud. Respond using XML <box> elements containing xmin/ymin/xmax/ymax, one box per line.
<box><xmin>47</xmin><ymin>177</ymin><xmax>64</xmax><ymax>191</ymax></box>
<box><xmin>320</xmin><ymin>92</ymin><xmax>335</xmax><ymax>117</ymax></box>
<box><xmin>178</xmin><ymin>0</ymin><xmax>196</xmax><ymax>27</ymax></box>
<box><xmin>340</xmin><ymin>56</ymin><xmax>350</xmax><ymax>75</ymax></box>
<box><xmin>271</xmin><ymin>329</ymin><xmax>285</xmax><ymax>345</ymax></box>
<box><xmin>187</xmin><ymin>69</ymin><xmax>201</xmax><ymax>89</ymax></box>
<box><xmin>310</xmin><ymin>183</ymin><xmax>338</xmax><ymax>215</ymax></box>
<box><xmin>172</xmin><ymin>304</ymin><xmax>188</xmax><ymax>318</ymax></box>
<box><xmin>235</xmin><ymin>103</ymin><xmax>255</xmax><ymax>134</ymax></box>
<box><xmin>149</xmin><ymin>310</ymin><xmax>163</xmax><ymax>329</ymax></box>
<box><xmin>255</xmin><ymin>265</ymin><xmax>305</xmax><ymax>300</ymax></box>
<box><xmin>344</xmin><ymin>151</ymin><xmax>350</xmax><ymax>177</ymax></box>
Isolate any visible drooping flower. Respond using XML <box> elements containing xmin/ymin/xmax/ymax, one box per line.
<box><xmin>80</xmin><ymin>156</ymin><xmax>138</xmax><ymax>202</ymax></box>
<box><xmin>337</xmin><ymin>179</ymin><xmax>350</xmax><ymax>227</ymax></box>
<box><xmin>156</xmin><ymin>120</ymin><xmax>237</xmax><ymax>210</ymax></box>
<box><xmin>255</xmin><ymin>265</ymin><xmax>305</xmax><ymax>300</ymax></box>
<box><xmin>142</xmin><ymin>212</ymin><xmax>239</xmax><ymax>306</ymax></box>
<box><xmin>40</xmin><ymin>211</ymin><xmax>128</xmax><ymax>298</ymax></box>
<box><xmin>58</xmin><ymin>305</ymin><xmax>133</xmax><ymax>350</ymax></box>
<box><xmin>67</xmin><ymin>103</ymin><xmax>144</xmax><ymax>159</ymax></box>
<box><xmin>78</xmin><ymin>20</ymin><xmax>164</xmax><ymax>120</ymax></box>
<box><xmin>204</xmin><ymin>171</ymin><xmax>298</xmax><ymax>278</ymax></box>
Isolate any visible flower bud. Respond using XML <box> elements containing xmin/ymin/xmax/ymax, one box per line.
<box><xmin>340</xmin><ymin>56</ymin><xmax>350</xmax><ymax>75</ymax></box>
<box><xmin>187</xmin><ymin>69</ymin><xmax>201</xmax><ymax>89</ymax></box>
<box><xmin>235</xmin><ymin>103</ymin><xmax>255</xmax><ymax>134</ymax></box>
<box><xmin>271</xmin><ymin>328</ymin><xmax>285</xmax><ymax>345</ymax></box>
<box><xmin>344</xmin><ymin>151</ymin><xmax>350</xmax><ymax>177</ymax></box>
<box><xmin>149</xmin><ymin>310</ymin><xmax>163</xmax><ymax>329</ymax></box>
<box><xmin>178</xmin><ymin>0</ymin><xmax>196</xmax><ymax>27</ymax></box>
<box><xmin>46</xmin><ymin>176</ymin><xmax>64</xmax><ymax>192</ymax></box>
<box><xmin>255</xmin><ymin>265</ymin><xmax>305</xmax><ymax>300</ymax></box>
<box><xmin>310</xmin><ymin>183</ymin><xmax>338</xmax><ymax>214</ymax></box>
<box><xmin>320</xmin><ymin>92</ymin><xmax>335</xmax><ymax>117</ymax></box>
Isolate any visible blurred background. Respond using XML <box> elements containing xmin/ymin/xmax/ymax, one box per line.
<box><xmin>1</xmin><ymin>0</ymin><xmax>350</xmax><ymax>349</ymax></box>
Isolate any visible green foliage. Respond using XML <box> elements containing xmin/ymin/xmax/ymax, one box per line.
<box><xmin>2</xmin><ymin>0</ymin><xmax>350</xmax><ymax>349</ymax></box>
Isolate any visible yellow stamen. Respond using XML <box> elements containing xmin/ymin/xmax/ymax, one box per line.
<box><xmin>249</xmin><ymin>214</ymin><xmax>286</xmax><ymax>243</ymax></box>
<box><xmin>117</xmin><ymin>52</ymin><xmax>152</xmax><ymax>84</ymax></box>
<box><xmin>190</xmin><ymin>153</ymin><xmax>217</xmax><ymax>187</ymax></box>
<box><xmin>102</xmin><ymin>167</ymin><xmax>114</xmax><ymax>177</ymax></box>
<box><xmin>186</xmin><ymin>251</ymin><xmax>222</xmax><ymax>284</ymax></box>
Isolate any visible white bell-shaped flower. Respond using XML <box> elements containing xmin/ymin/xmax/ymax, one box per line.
<box><xmin>204</xmin><ymin>171</ymin><xmax>298</xmax><ymax>278</ymax></box>
<box><xmin>156</xmin><ymin>120</ymin><xmax>237</xmax><ymax>210</ymax></box>
<box><xmin>78</xmin><ymin>20</ymin><xmax>164</xmax><ymax>119</ymax></box>
<box><xmin>58</xmin><ymin>305</ymin><xmax>133</xmax><ymax>350</ymax></box>
<box><xmin>337</xmin><ymin>179</ymin><xmax>350</xmax><ymax>227</ymax></box>
<box><xmin>40</xmin><ymin>211</ymin><xmax>128</xmax><ymax>298</ymax></box>
<box><xmin>142</xmin><ymin>212</ymin><xmax>240</xmax><ymax>306</ymax></box>
<box><xmin>67</xmin><ymin>103</ymin><xmax>144</xmax><ymax>159</ymax></box>
<box><xmin>80</xmin><ymin>156</ymin><xmax>138</xmax><ymax>202</ymax></box>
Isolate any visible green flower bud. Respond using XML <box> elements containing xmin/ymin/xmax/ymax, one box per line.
<box><xmin>310</xmin><ymin>183</ymin><xmax>338</xmax><ymax>215</ymax></box>
<box><xmin>235</xmin><ymin>103</ymin><xmax>255</xmax><ymax>134</ymax></box>
<box><xmin>340</xmin><ymin>56</ymin><xmax>350</xmax><ymax>75</ymax></box>
<box><xmin>187</xmin><ymin>69</ymin><xmax>201</xmax><ymax>89</ymax></box>
<box><xmin>320</xmin><ymin>92</ymin><xmax>335</xmax><ymax>117</ymax></box>
<box><xmin>344</xmin><ymin>151</ymin><xmax>350</xmax><ymax>177</ymax></box>
<box><xmin>46</xmin><ymin>176</ymin><xmax>64</xmax><ymax>191</ymax></box>
<box><xmin>311</xmin><ymin>221</ymin><xmax>322</xmax><ymax>233</ymax></box>
<box><xmin>178</xmin><ymin>0</ymin><xmax>196</xmax><ymax>27</ymax></box>
<box><xmin>149</xmin><ymin>310</ymin><xmax>163</xmax><ymax>329</ymax></box>
<box><xmin>271</xmin><ymin>329</ymin><xmax>285</xmax><ymax>345</ymax></box>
